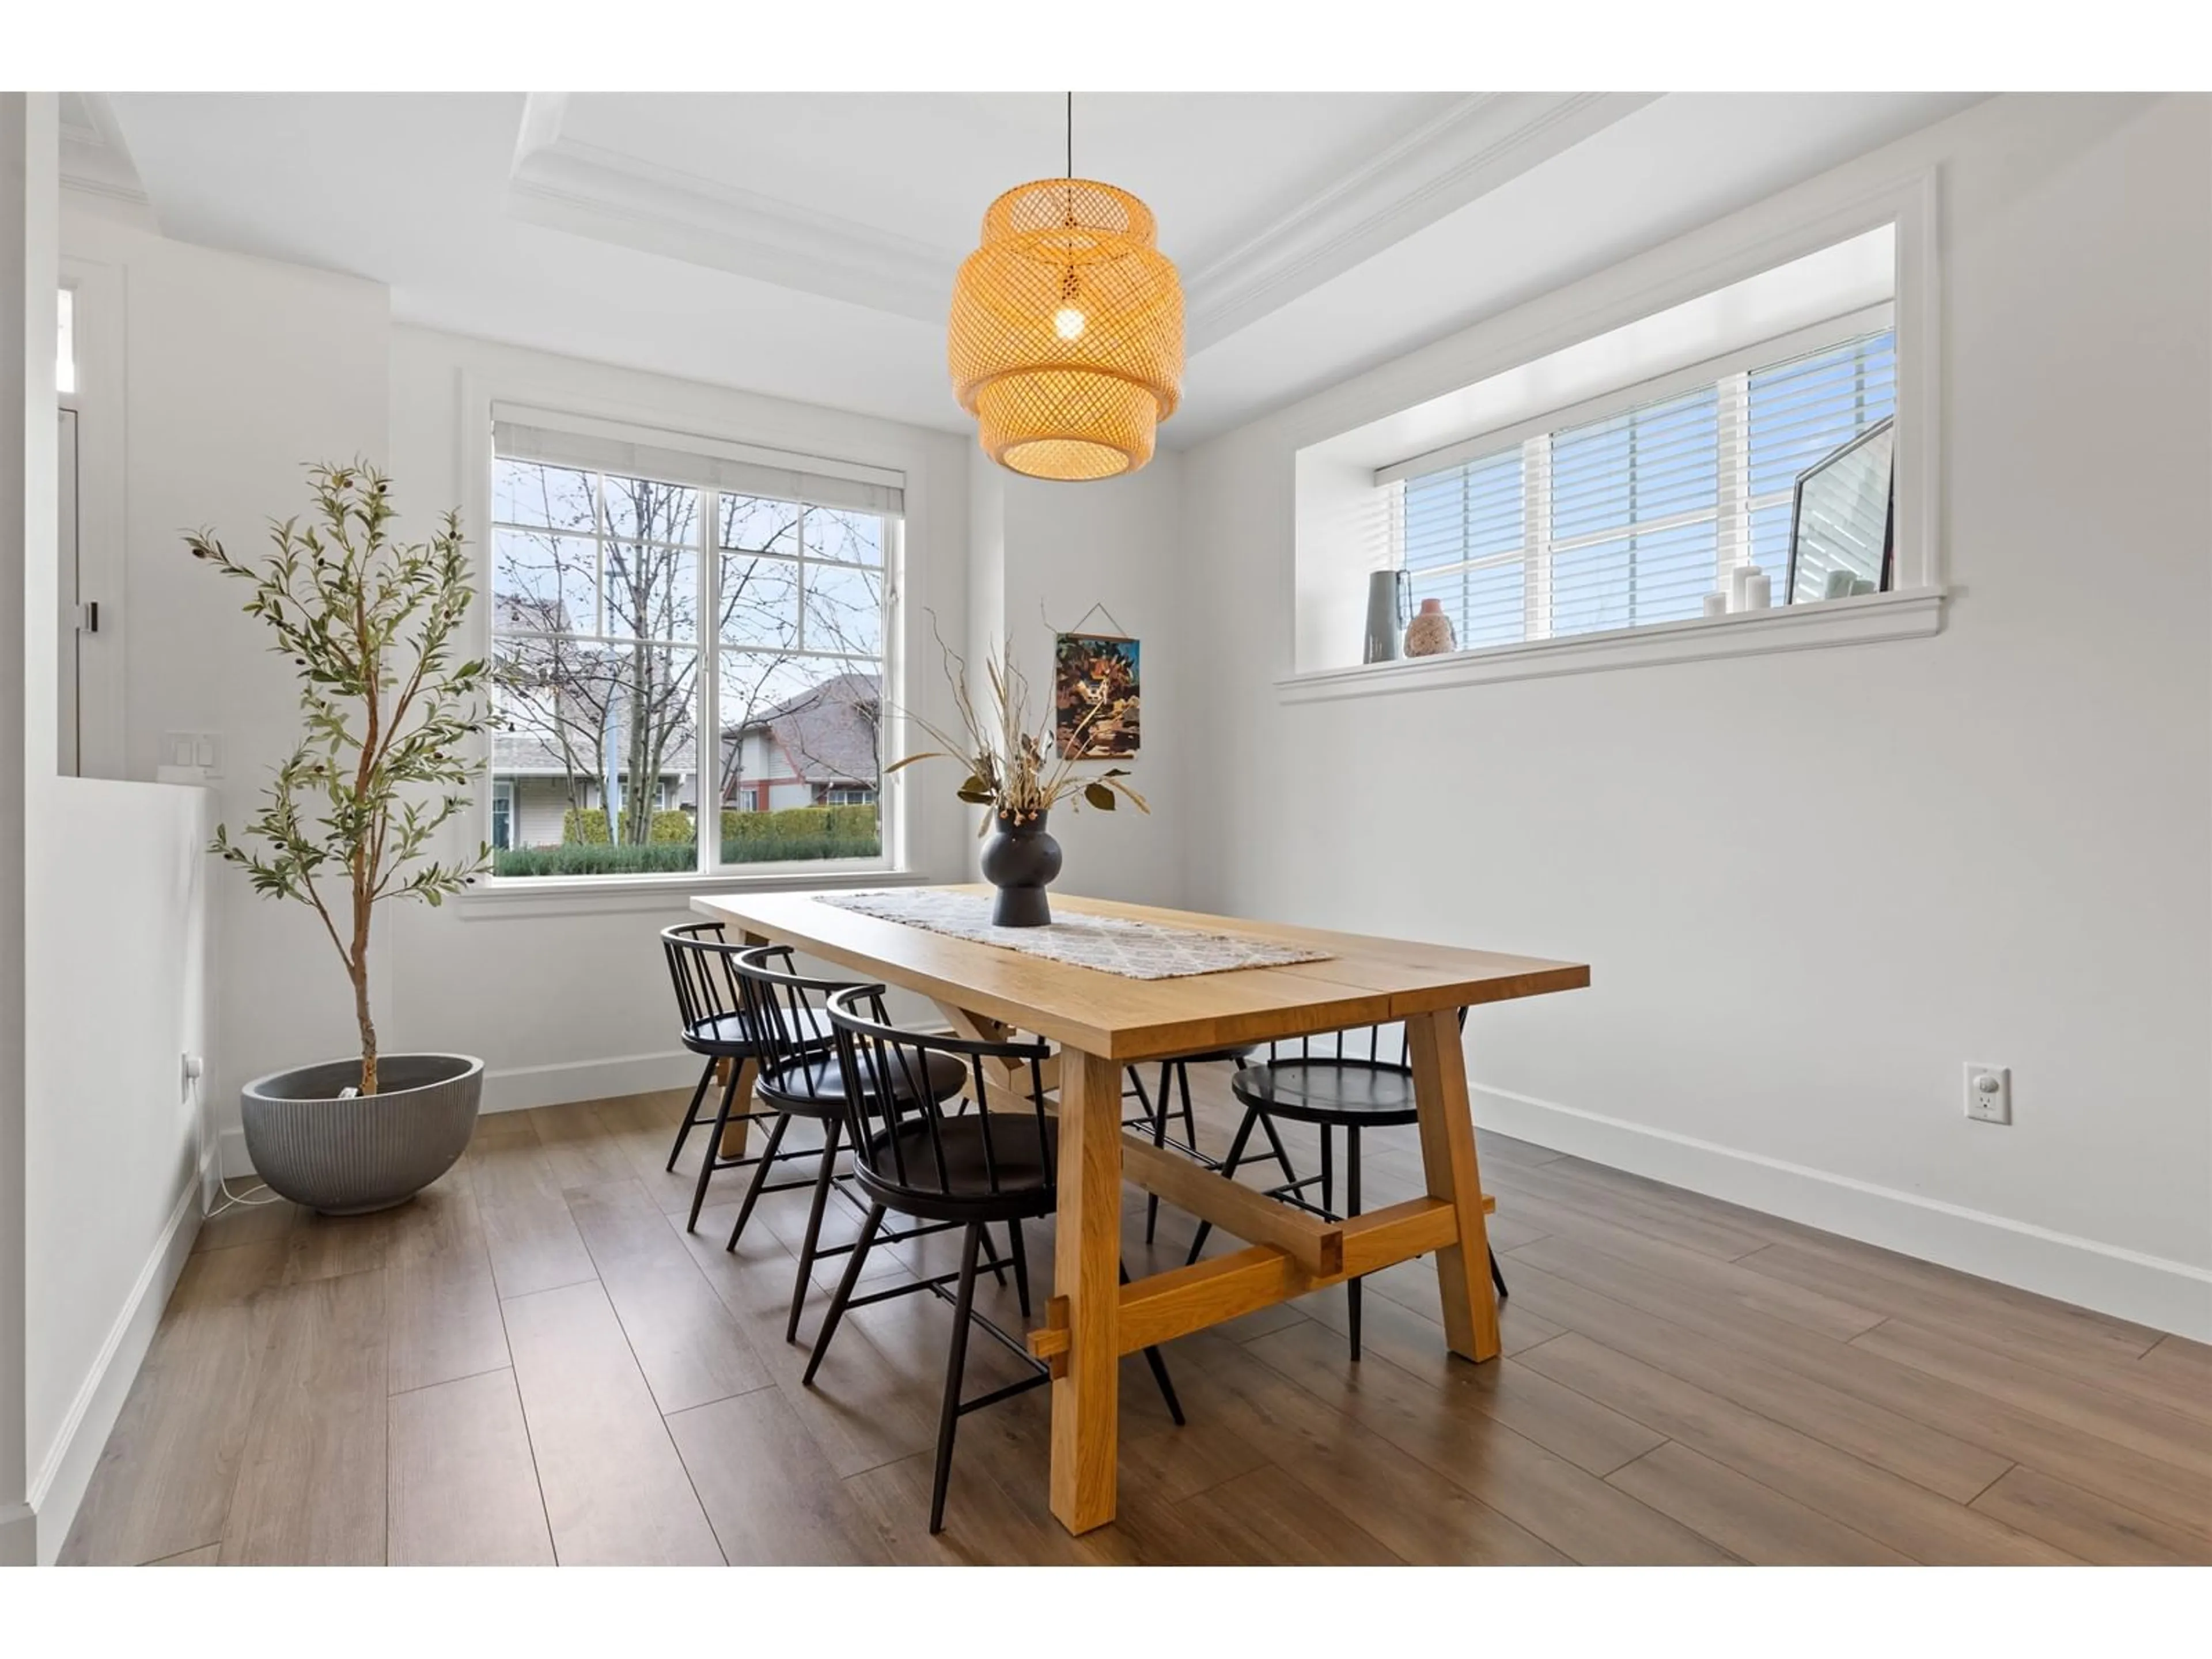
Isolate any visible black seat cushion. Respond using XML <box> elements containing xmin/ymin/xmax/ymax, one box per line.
<box><xmin>681</xmin><ymin>1012</ymin><xmax>763</xmax><ymax>1056</ymax></box>
<box><xmin>756</xmin><ymin>1047</ymin><xmax>968</xmax><ymax>1114</ymax></box>
<box><xmin>1229</xmin><ymin>1058</ymin><xmax>1419</xmax><ymax>1126</ymax></box>
<box><xmin>865</xmin><ymin>1113</ymin><xmax>1056</xmax><ymax>1208</ymax></box>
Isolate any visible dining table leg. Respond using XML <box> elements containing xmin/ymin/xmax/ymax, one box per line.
<box><xmin>1049</xmin><ymin>1047</ymin><xmax>1124</xmax><ymax>1533</ymax></box>
<box><xmin>1405</xmin><ymin>1007</ymin><xmax>1501</xmax><ymax>1362</ymax></box>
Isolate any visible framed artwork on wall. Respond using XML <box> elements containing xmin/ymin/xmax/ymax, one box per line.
<box><xmin>1054</xmin><ymin>632</ymin><xmax>1141</xmax><ymax>759</ymax></box>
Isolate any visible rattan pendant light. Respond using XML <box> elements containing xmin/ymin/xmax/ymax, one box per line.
<box><xmin>949</xmin><ymin>94</ymin><xmax>1183</xmax><ymax>481</ymax></box>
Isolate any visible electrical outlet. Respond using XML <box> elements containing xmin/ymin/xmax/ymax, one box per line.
<box><xmin>1964</xmin><ymin>1063</ymin><xmax>2011</xmax><ymax>1125</ymax></box>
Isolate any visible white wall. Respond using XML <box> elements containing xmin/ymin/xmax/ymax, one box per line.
<box><xmin>60</xmin><ymin>210</ymin><xmax>392</xmax><ymax>1172</ymax></box>
<box><xmin>386</xmin><ymin>326</ymin><xmax>974</xmax><ymax>1114</ymax></box>
<box><xmin>23</xmin><ymin>781</ymin><xmax>208</xmax><ymax>1562</ymax></box>
<box><xmin>967</xmin><ymin>448</ymin><xmax>1191</xmax><ymax>911</ymax></box>
<box><xmin>1</xmin><ymin>89</ymin><xmax>60</xmax><ymax>1570</ymax></box>
<box><xmin>1180</xmin><ymin>93</ymin><xmax>2212</xmax><ymax>1336</ymax></box>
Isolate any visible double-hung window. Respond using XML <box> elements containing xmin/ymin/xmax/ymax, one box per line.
<box><xmin>487</xmin><ymin>412</ymin><xmax>900</xmax><ymax>882</ymax></box>
<box><xmin>1393</xmin><ymin>327</ymin><xmax>1897</xmax><ymax>648</ymax></box>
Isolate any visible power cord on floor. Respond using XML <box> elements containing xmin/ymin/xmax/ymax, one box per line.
<box><xmin>188</xmin><ymin>1065</ymin><xmax>282</xmax><ymax>1217</ymax></box>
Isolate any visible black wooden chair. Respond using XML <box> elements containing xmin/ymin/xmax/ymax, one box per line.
<box><xmin>1184</xmin><ymin>1017</ymin><xmax>1509</xmax><ymax>1361</ymax></box>
<box><xmin>729</xmin><ymin>944</ymin><xmax>1006</xmax><ymax>1344</ymax></box>
<box><xmin>661</xmin><ymin>922</ymin><xmax>830</xmax><ymax>1233</ymax></box>
<box><xmin>806</xmin><ymin>984</ymin><xmax>1185</xmax><ymax>1533</ymax></box>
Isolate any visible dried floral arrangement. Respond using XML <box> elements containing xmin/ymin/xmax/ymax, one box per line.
<box><xmin>888</xmin><ymin>625</ymin><xmax>1147</xmax><ymax>831</ymax></box>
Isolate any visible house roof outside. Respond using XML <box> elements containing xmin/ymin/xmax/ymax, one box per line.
<box><xmin>725</xmin><ymin>671</ymin><xmax>881</xmax><ymax>790</ymax></box>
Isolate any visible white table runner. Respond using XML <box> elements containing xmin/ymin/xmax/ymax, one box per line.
<box><xmin>819</xmin><ymin>889</ymin><xmax>1333</xmax><ymax>980</ymax></box>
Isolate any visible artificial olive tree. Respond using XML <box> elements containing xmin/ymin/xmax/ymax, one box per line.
<box><xmin>190</xmin><ymin>462</ymin><xmax>493</xmax><ymax>1094</ymax></box>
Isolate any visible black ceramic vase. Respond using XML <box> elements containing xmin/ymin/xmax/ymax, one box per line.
<box><xmin>980</xmin><ymin>808</ymin><xmax>1062</xmax><ymax>927</ymax></box>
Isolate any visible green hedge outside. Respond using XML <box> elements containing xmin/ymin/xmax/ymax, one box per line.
<box><xmin>496</xmin><ymin>801</ymin><xmax>880</xmax><ymax>878</ymax></box>
<box><xmin>494</xmin><ymin>840</ymin><xmax>700</xmax><ymax>877</ymax></box>
<box><xmin>562</xmin><ymin>807</ymin><xmax>611</xmax><ymax>845</ymax></box>
<box><xmin>720</xmin><ymin>803</ymin><xmax>878</xmax><ymax>844</ymax></box>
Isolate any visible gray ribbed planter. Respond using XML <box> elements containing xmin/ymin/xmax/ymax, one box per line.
<box><xmin>241</xmin><ymin>1054</ymin><xmax>483</xmax><ymax>1215</ymax></box>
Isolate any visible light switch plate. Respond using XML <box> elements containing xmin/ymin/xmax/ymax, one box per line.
<box><xmin>160</xmin><ymin>731</ymin><xmax>224</xmax><ymax>779</ymax></box>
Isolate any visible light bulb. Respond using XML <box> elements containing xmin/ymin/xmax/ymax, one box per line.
<box><xmin>1053</xmin><ymin>306</ymin><xmax>1086</xmax><ymax>340</ymax></box>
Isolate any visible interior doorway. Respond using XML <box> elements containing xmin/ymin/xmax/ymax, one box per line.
<box><xmin>58</xmin><ymin>403</ymin><xmax>82</xmax><ymax>777</ymax></box>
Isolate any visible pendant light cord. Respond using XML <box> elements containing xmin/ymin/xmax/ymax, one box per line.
<box><xmin>1066</xmin><ymin>90</ymin><xmax>1073</xmax><ymax>179</ymax></box>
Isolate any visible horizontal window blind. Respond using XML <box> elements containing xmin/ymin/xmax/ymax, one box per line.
<box><xmin>1395</xmin><ymin>328</ymin><xmax>1895</xmax><ymax>649</ymax></box>
<box><xmin>493</xmin><ymin>412</ymin><xmax>904</xmax><ymax>518</ymax></box>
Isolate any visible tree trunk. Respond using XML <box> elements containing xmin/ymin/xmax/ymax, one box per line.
<box><xmin>626</xmin><ymin>642</ymin><xmax>652</xmax><ymax>843</ymax></box>
<box><xmin>352</xmin><ymin>928</ymin><xmax>378</xmax><ymax>1096</ymax></box>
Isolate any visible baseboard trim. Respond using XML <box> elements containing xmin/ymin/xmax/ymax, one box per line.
<box><xmin>1471</xmin><ymin>1082</ymin><xmax>2212</xmax><ymax>1343</ymax></box>
<box><xmin>480</xmin><ymin>1050</ymin><xmax>703</xmax><ymax>1116</ymax></box>
<box><xmin>24</xmin><ymin>1150</ymin><xmax>208</xmax><ymax>1563</ymax></box>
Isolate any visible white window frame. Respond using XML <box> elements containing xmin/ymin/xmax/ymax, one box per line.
<box><xmin>1389</xmin><ymin>307</ymin><xmax>1895</xmax><ymax>646</ymax></box>
<box><xmin>455</xmin><ymin>387</ymin><xmax>925</xmax><ymax>909</ymax></box>
<box><xmin>1280</xmin><ymin>169</ymin><xmax>1943</xmax><ymax>704</ymax></box>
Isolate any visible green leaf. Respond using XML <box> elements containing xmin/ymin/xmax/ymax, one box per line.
<box><xmin>1083</xmin><ymin>783</ymin><xmax>1115</xmax><ymax>810</ymax></box>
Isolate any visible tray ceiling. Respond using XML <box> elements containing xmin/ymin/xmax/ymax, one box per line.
<box><xmin>77</xmin><ymin>90</ymin><xmax>1983</xmax><ymax>443</ymax></box>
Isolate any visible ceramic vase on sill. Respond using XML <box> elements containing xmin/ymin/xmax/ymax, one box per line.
<box><xmin>1404</xmin><ymin>597</ymin><xmax>1457</xmax><ymax>657</ymax></box>
<box><xmin>980</xmin><ymin>808</ymin><xmax>1062</xmax><ymax>927</ymax></box>
<box><xmin>1363</xmin><ymin>569</ymin><xmax>1409</xmax><ymax>663</ymax></box>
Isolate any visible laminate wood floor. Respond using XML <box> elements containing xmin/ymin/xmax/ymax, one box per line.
<box><xmin>61</xmin><ymin>1070</ymin><xmax>2212</xmax><ymax>1565</ymax></box>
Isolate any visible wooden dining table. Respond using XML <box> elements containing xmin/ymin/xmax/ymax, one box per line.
<box><xmin>690</xmin><ymin>885</ymin><xmax>1589</xmax><ymax>1535</ymax></box>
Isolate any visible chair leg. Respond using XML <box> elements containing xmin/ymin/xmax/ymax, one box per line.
<box><xmin>1254</xmin><ymin>1110</ymin><xmax>1296</xmax><ymax>1180</ymax></box>
<box><xmin>972</xmin><ymin>1215</ymin><xmax>1012</xmax><ymax>1290</ymax></box>
<box><xmin>718</xmin><ymin>1109</ymin><xmax>790</xmax><ymax>1248</ymax></box>
<box><xmin>1176</xmin><ymin>1060</ymin><xmax>1200</xmax><ymax>1151</ymax></box>
<box><xmin>802</xmin><ymin>1201</ymin><xmax>884</xmax><ymax>1386</ymax></box>
<box><xmin>1005</xmin><ymin>1218</ymin><xmax>1032</xmax><ymax>1319</ymax></box>
<box><xmin>1490</xmin><ymin>1245</ymin><xmax>1510</xmax><ymax>1301</ymax></box>
<box><xmin>1143</xmin><ymin>1060</ymin><xmax>1173</xmax><ymax>1244</ymax></box>
<box><xmin>1346</xmin><ymin>1123</ymin><xmax>1362</xmax><ymax>1363</ymax></box>
<box><xmin>665</xmin><ymin>1058</ymin><xmax>717</xmax><ymax>1172</ymax></box>
<box><xmin>686</xmin><ymin>1062</ymin><xmax>748</xmax><ymax>1233</ymax></box>
<box><xmin>1185</xmin><ymin>1105</ymin><xmax>1263</xmax><ymax>1266</ymax></box>
<box><xmin>1121</xmin><ymin>1259</ymin><xmax>1185</xmax><ymax>1426</ymax></box>
<box><xmin>928</xmin><ymin>1221</ymin><xmax>985</xmax><ymax>1534</ymax></box>
<box><xmin>783</xmin><ymin>1116</ymin><xmax>843</xmax><ymax>1344</ymax></box>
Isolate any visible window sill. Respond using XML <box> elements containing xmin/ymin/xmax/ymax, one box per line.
<box><xmin>456</xmin><ymin>864</ymin><xmax>930</xmax><ymax>922</ymax></box>
<box><xmin>1277</xmin><ymin>587</ymin><xmax>1946</xmax><ymax>704</ymax></box>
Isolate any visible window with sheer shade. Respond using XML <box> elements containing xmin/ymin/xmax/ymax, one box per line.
<box><xmin>1396</xmin><ymin>328</ymin><xmax>1897</xmax><ymax>647</ymax></box>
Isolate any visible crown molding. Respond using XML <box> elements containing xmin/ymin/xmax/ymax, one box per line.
<box><xmin>58</xmin><ymin>90</ymin><xmax>147</xmax><ymax>209</ymax></box>
<box><xmin>1181</xmin><ymin>91</ymin><xmax>1656</xmax><ymax>350</ymax></box>
<box><xmin>506</xmin><ymin>93</ymin><xmax>957</xmax><ymax>321</ymax></box>
<box><xmin>501</xmin><ymin>92</ymin><xmax>1654</xmax><ymax>349</ymax></box>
